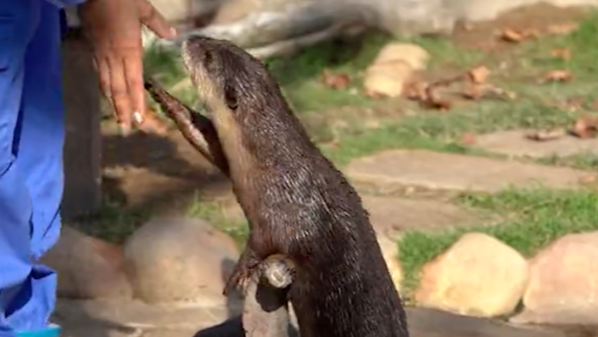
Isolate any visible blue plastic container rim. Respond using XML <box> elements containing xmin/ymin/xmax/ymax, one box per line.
<box><xmin>15</xmin><ymin>324</ymin><xmax>61</xmax><ymax>337</ymax></box>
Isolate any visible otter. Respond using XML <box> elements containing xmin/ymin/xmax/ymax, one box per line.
<box><xmin>152</xmin><ymin>35</ymin><xmax>410</xmax><ymax>337</ymax></box>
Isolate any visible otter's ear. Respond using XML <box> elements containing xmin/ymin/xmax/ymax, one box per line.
<box><xmin>224</xmin><ymin>83</ymin><xmax>238</xmax><ymax>111</ymax></box>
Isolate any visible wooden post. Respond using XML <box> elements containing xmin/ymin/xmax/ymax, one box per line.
<box><xmin>60</xmin><ymin>9</ymin><xmax>102</xmax><ymax>218</ymax></box>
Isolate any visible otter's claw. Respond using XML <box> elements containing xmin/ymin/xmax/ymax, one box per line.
<box><xmin>223</xmin><ymin>249</ymin><xmax>260</xmax><ymax>297</ymax></box>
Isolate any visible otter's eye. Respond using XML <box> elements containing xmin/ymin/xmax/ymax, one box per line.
<box><xmin>204</xmin><ymin>50</ymin><xmax>213</xmax><ymax>65</ymax></box>
<box><xmin>224</xmin><ymin>83</ymin><xmax>238</xmax><ymax>110</ymax></box>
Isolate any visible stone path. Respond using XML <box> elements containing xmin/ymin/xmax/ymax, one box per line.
<box><xmin>360</xmin><ymin>195</ymin><xmax>485</xmax><ymax>238</ymax></box>
<box><xmin>345</xmin><ymin>149</ymin><xmax>595</xmax><ymax>193</ymax></box>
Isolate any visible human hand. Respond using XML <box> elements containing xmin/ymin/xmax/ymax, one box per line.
<box><xmin>79</xmin><ymin>0</ymin><xmax>176</xmax><ymax>134</ymax></box>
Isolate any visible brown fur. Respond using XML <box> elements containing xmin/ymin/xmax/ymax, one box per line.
<box><xmin>179</xmin><ymin>36</ymin><xmax>409</xmax><ymax>337</ymax></box>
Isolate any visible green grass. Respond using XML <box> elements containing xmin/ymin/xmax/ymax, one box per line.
<box><xmin>538</xmin><ymin>152</ymin><xmax>598</xmax><ymax>170</ymax></box>
<box><xmin>70</xmin><ymin>196</ymin><xmax>153</xmax><ymax>243</ymax></box>
<box><xmin>143</xmin><ymin>30</ymin><xmax>482</xmax><ymax>115</ymax></box>
<box><xmin>398</xmin><ymin>187</ymin><xmax>598</xmax><ymax>302</ymax></box>
<box><xmin>186</xmin><ymin>194</ymin><xmax>249</xmax><ymax>247</ymax></box>
<box><xmin>324</xmin><ymin>99</ymin><xmax>593</xmax><ymax>165</ymax></box>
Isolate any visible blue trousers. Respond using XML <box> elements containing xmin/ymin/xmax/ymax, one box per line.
<box><xmin>0</xmin><ymin>0</ymin><xmax>83</xmax><ymax>335</ymax></box>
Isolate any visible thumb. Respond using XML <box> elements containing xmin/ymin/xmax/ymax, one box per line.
<box><xmin>135</xmin><ymin>0</ymin><xmax>177</xmax><ymax>39</ymax></box>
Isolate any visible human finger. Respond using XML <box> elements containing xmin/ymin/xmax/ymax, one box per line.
<box><xmin>107</xmin><ymin>56</ymin><xmax>133</xmax><ymax>133</ymax></box>
<box><xmin>135</xmin><ymin>0</ymin><xmax>177</xmax><ymax>39</ymax></box>
<box><xmin>95</xmin><ymin>57</ymin><xmax>112</xmax><ymax>104</ymax></box>
<box><xmin>123</xmin><ymin>51</ymin><xmax>147</xmax><ymax>128</ymax></box>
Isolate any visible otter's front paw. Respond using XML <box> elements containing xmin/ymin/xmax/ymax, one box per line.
<box><xmin>223</xmin><ymin>250</ymin><xmax>260</xmax><ymax>297</ymax></box>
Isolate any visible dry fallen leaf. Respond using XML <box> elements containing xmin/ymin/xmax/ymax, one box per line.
<box><xmin>500</xmin><ymin>29</ymin><xmax>525</xmax><ymax>43</ymax></box>
<box><xmin>525</xmin><ymin>129</ymin><xmax>566</xmax><ymax>142</ymax></box>
<box><xmin>541</xmin><ymin>70</ymin><xmax>573</xmax><ymax>83</ymax></box>
<box><xmin>551</xmin><ymin>48</ymin><xmax>571</xmax><ymax>61</ymax></box>
<box><xmin>420</xmin><ymin>85</ymin><xmax>452</xmax><ymax>110</ymax></box>
<box><xmin>467</xmin><ymin>66</ymin><xmax>490</xmax><ymax>84</ymax></box>
<box><xmin>402</xmin><ymin>80</ymin><xmax>428</xmax><ymax>101</ymax></box>
<box><xmin>322</xmin><ymin>69</ymin><xmax>351</xmax><ymax>90</ymax></box>
<box><xmin>570</xmin><ymin>115</ymin><xmax>598</xmax><ymax>139</ymax></box>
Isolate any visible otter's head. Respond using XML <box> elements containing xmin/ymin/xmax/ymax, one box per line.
<box><xmin>181</xmin><ymin>36</ymin><xmax>280</xmax><ymax>124</ymax></box>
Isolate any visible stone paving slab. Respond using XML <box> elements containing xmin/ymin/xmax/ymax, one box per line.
<box><xmin>361</xmin><ymin>196</ymin><xmax>484</xmax><ymax>238</ymax></box>
<box><xmin>475</xmin><ymin>130</ymin><xmax>598</xmax><ymax>158</ymax></box>
<box><xmin>345</xmin><ymin>149</ymin><xmax>594</xmax><ymax>193</ymax></box>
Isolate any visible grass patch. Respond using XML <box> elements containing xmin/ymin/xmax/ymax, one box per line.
<box><xmin>398</xmin><ymin>187</ymin><xmax>598</xmax><ymax>302</ymax></box>
<box><xmin>143</xmin><ymin>30</ymin><xmax>481</xmax><ymax>115</ymax></box>
<box><xmin>186</xmin><ymin>197</ymin><xmax>249</xmax><ymax>248</ymax></box>
<box><xmin>538</xmin><ymin>152</ymin><xmax>598</xmax><ymax>171</ymax></box>
<box><xmin>69</xmin><ymin>196</ymin><xmax>153</xmax><ymax>244</ymax></box>
<box><xmin>325</xmin><ymin>98</ymin><xmax>591</xmax><ymax>165</ymax></box>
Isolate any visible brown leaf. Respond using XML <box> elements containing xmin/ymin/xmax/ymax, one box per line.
<box><xmin>500</xmin><ymin>29</ymin><xmax>525</xmax><ymax>43</ymax></box>
<box><xmin>570</xmin><ymin>115</ymin><xmax>598</xmax><ymax>139</ymax></box>
<box><xmin>460</xmin><ymin>132</ymin><xmax>477</xmax><ymax>145</ymax></box>
<box><xmin>541</xmin><ymin>70</ymin><xmax>573</xmax><ymax>83</ymax></box>
<box><xmin>420</xmin><ymin>85</ymin><xmax>452</xmax><ymax>110</ymax></box>
<box><xmin>467</xmin><ymin>66</ymin><xmax>490</xmax><ymax>84</ymax></box>
<box><xmin>322</xmin><ymin>69</ymin><xmax>351</xmax><ymax>90</ymax></box>
<box><xmin>551</xmin><ymin>48</ymin><xmax>571</xmax><ymax>61</ymax></box>
<box><xmin>525</xmin><ymin>129</ymin><xmax>566</xmax><ymax>142</ymax></box>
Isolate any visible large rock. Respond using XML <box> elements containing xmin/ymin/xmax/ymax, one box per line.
<box><xmin>415</xmin><ymin>232</ymin><xmax>529</xmax><ymax>317</ymax></box>
<box><xmin>363</xmin><ymin>43</ymin><xmax>428</xmax><ymax>98</ymax></box>
<box><xmin>40</xmin><ymin>226</ymin><xmax>133</xmax><ymax>299</ymax></box>
<box><xmin>346</xmin><ymin>149</ymin><xmax>594</xmax><ymax>192</ymax></box>
<box><xmin>511</xmin><ymin>231</ymin><xmax>598</xmax><ymax>325</ymax></box>
<box><xmin>372</xmin><ymin>43</ymin><xmax>430</xmax><ymax>71</ymax></box>
<box><xmin>377</xmin><ymin>235</ymin><xmax>403</xmax><ymax>292</ymax></box>
<box><xmin>123</xmin><ymin>217</ymin><xmax>240</xmax><ymax>305</ymax></box>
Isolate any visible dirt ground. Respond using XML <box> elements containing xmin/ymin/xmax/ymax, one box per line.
<box><xmin>99</xmin><ymin>3</ymin><xmax>591</xmax><ymax>212</ymax></box>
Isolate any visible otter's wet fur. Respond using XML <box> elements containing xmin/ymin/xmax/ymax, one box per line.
<box><xmin>180</xmin><ymin>36</ymin><xmax>409</xmax><ymax>337</ymax></box>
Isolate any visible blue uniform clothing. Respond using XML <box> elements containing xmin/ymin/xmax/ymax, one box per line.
<box><xmin>0</xmin><ymin>0</ymin><xmax>85</xmax><ymax>335</ymax></box>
